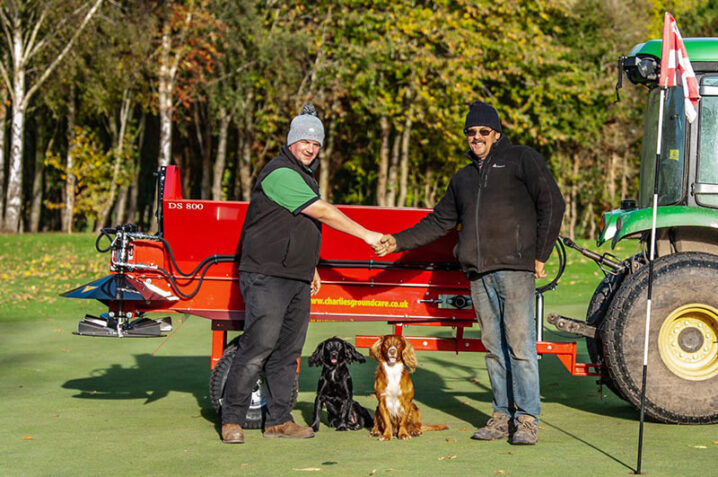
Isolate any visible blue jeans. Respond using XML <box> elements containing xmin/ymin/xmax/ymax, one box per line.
<box><xmin>470</xmin><ymin>270</ymin><xmax>540</xmax><ymax>421</ymax></box>
<box><xmin>222</xmin><ymin>272</ymin><xmax>310</xmax><ymax>427</ymax></box>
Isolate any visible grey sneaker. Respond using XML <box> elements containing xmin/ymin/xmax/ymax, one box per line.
<box><xmin>471</xmin><ymin>412</ymin><xmax>510</xmax><ymax>440</ymax></box>
<box><xmin>511</xmin><ymin>415</ymin><xmax>537</xmax><ymax>445</ymax></box>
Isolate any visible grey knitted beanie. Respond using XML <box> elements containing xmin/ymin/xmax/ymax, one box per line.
<box><xmin>287</xmin><ymin>104</ymin><xmax>325</xmax><ymax>147</ymax></box>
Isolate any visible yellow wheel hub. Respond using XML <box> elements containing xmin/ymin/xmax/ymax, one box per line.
<box><xmin>658</xmin><ymin>304</ymin><xmax>718</xmax><ymax>381</ymax></box>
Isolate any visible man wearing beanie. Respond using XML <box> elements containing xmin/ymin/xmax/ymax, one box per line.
<box><xmin>221</xmin><ymin>105</ymin><xmax>383</xmax><ymax>444</ymax></box>
<box><xmin>377</xmin><ymin>100</ymin><xmax>564</xmax><ymax>445</ymax></box>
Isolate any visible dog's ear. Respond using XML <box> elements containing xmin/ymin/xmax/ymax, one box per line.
<box><xmin>308</xmin><ymin>341</ymin><xmax>325</xmax><ymax>367</ymax></box>
<box><xmin>369</xmin><ymin>338</ymin><xmax>383</xmax><ymax>362</ymax></box>
<box><xmin>400</xmin><ymin>337</ymin><xmax>418</xmax><ymax>372</ymax></box>
<box><xmin>343</xmin><ymin>340</ymin><xmax>366</xmax><ymax>364</ymax></box>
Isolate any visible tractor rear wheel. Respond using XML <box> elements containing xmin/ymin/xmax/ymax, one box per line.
<box><xmin>602</xmin><ymin>252</ymin><xmax>718</xmax><ymax>424</ymax></box>
<box><xmin>209</xmin><ymin>336</ymin><xmax>299</xmax><ymax>429</ymax></box>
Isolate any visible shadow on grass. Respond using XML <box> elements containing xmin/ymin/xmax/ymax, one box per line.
<box><xmin>62</xmin><ymin>353</ymin><xmax>213</xmax><ymax>409</ymax></box>
<box><xmin>541</xmin><ymin>418</ymin><xmax>635</xmax><ymax>473</ymax></box>
<box><xmin>60</xmin><ymin>344</ymin><xmax>637</xmax><ymax>439</ymax></box>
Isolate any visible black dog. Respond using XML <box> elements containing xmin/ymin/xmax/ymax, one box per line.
<box><xmin>308</xmin><ymin>337</ymin><xmax>373</xmax><ymax>431</ymax></box>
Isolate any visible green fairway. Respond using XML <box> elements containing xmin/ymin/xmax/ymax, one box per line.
<box><xmin>1</xmin><ymin>234</ymin><xmax>716</xmax><ymax>476</ymax></box>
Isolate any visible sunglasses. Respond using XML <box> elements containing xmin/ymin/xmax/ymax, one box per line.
<box><xmin>465</xmin><ymin>127</ymin><xmax>493</xmax><ymax>138</ymax></box>
<box><xmin>464</xmin><ymin>128</ymin><xmax>493</xmax><ymax>137</ymax></box>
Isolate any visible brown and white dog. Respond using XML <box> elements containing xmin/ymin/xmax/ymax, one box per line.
<box><xmin>369</xmin><ymin>335</ymin><xmax>448</xmax><ymax>440</ymax></box>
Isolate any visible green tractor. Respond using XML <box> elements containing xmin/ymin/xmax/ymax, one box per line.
<box><xmin>553</xmin><ymin>38</ymin><xmax>718</xmax><ymax>424</ymax></box>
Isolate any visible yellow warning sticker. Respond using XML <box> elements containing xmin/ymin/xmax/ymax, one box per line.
<box><xmin>669</xmin><ymin>149</ymin><xmax>680</xmax><ymax>161</ymax></box>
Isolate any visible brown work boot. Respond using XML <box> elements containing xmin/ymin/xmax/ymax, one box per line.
<box><xmin>221</xmin><ymin>423</ymin><xmax>245</xmax><ymax>444</ymax></box>
<box><xmin>263</xmin><ymin>420</ymin><xmax>315</xmax><ymax>439</ymax></box>
<box><xmin>511</xmin><ymin>415</ymin><xmax>538</xmax><ymax>445</ymax></box>
<box><xmin>471</xmin><ymin>412</ymin><xmax>510</xmax><ymax>440</ymax></box>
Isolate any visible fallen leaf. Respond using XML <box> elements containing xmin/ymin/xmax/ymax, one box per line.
<box><xmin>462</xmin><ymin>401</ymin><xmax>470</xmax><ymax>405</ymax></box>
<box><xmin>692</xmin><ymin>445</ymin><xmax>707</xmax><ymax>449</ymax></box>
<box><xmin>293</xmin><ymin>468</ymin><xmax>322</xmax><ymax>472</ymax></box>
<box><xmin>496</xmin><ymin>471</ymin><xmax>505</xmax><ymax>475</ymax></box>
<box><xmin>369</xmin><ymin>470</ymin><xmax>376</xmax><ymax>476</ymax></box>
<box><xmin>713</xmin><ymin>441</ymin><xmax>718</xmax><ymax>445</ymax></box>
<box><xmin>53</xmin><ymin>329</ymin><xmax>63</xmax><ymax>333</ymax></box>
<box><xmin>23</xmin><ymin>436</ymin><xmax>34</xmax><ymax>440</ymax></box>
<box><xmin>459</xmin><ymin>427</ymin><xmax>468</xmax><ymax>431</ymax></box>
<box><xmin>470</xmin><ymin>378</ymin><xmax>480</xmax><ymax>383</ymax></box>
<box><xmin>437</xmin><ymin>455</ymin><xmax>457</xmax><ymax>460</ymax></box>
<box><xmin>385</xmin><ymin>469</ymin><xmax>394</xmax><ymax>472</ymax></box>
<box><xmin>508</xmin><ymin>451</ymin><xmax>514</xmax><ymax>455</ymax></box>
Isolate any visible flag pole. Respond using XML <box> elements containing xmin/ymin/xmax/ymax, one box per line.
<box><xmin>635</xmin><ymin>84</ymin><xmax>664</xmax><ymax>475</ymax></box>
<box><xmin>635</xmin><ymin>12</ymin><xmax>699</xmax><ymax>474</ymax></box>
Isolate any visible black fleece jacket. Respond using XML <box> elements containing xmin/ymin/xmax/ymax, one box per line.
<box><xmin>394</xmin><ymin>135</ymin><xmax>565</xmax><ymax>275</ymax></box>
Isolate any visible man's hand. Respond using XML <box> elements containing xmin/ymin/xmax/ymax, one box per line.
<box><xmin>310</xmin><ymin>268</ymin><xmax>321</xmax><ymax>296</ymax></box>
<box><xmin>375</xmin><ymin>234</ymin><xmax>397</xmax><ymax>257</ymax></box>
<box><xmin>365</xmin><ymin>230</ymin><xmax>383</xmax><ymax>251</ymax></box>
<box><xmin>534</xmin><ymin>260</ymin><xmax>547</xmax><ymax>279</ymax></box>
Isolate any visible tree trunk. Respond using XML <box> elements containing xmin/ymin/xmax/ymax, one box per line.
<box><xmin>181</xmin><ymin>148</ymin><xmax>191</xmax><ymax>196</ymax></box>
<box><xmin>606</xmin><ymin>152</ymin><xmax>617</xmax><ymax>206</ymax></box>
<box><xmin>397</xmin><ymin>114</ymin><xmax>412</xmax><ymax>207</ymax></box>
<box><xmin>567</xmin><ymin>158</ymin><xmax>579</xmax><ymax>240</ymax></box>
<box><xmin>423</xmin><ymin>167</ymin><xmax>438</xmax><ymax>208</ymax></box>
<box><xmin>237</xmin><ymin>95</ymin><xmax>255</xmax><ymax>201</ymax></box>
<box><xmin>0</xmin><ymin>87</ymin><xmax>7</xmax><ymax>223</ymax></box>
<box><xmin>127</xmin><ymin>170</ymin><xmax>140</xmax><ymax>225</ymax></box>
<box><xmin>62</xmin><ymin>94</ymin><xmax>77</xmax><ymax>234</ymax></box>
<box><xmin>122</xmin><ymin>113</ymin><xmax>146</xmax><ymax>225</ymax></box>
<box><xmin>29</xmin><ymin>122</ymin><xmax>50</xmax><ymax>233</ymax></box>
<box><xmin>193</xmin><ymin>102</ymin><xmax>212</xmax><ymax>199</ymax></box>
<box><xmin>114</xmin><ymin>186</ymin><xmax>129</xmax><ymax>225</ymax></box>
<box><xmin>212</xmin><ymin>110</ymin><xmax>231</xmax><ymax>201</ymax></box>
<box><xmin>376</xmin><ymin>115</ymin><xmax>390</xmax><ymax>206</ymax></box>
<box><xmin>97</xmin><ymin>89</ymin><xmax>132</xmax><ymax>232</ymax></box>
<box><xmin>386</xmin><ymin>132</ymin><xmax>400</xmax><ymax>207</ymax></box>
<box><xmin>3</xmin><ymin>31</ymin><xmax>27</xmax><ymax>233</ymax></box>
<box><xmin>319</xmin><ymin>113</ymin><xmax>335</xmax><ymax>200</ymax></box>
<box><xmin>621</xmin><ymin>154</ymin><xmax>630</xmax><ymax>201</ymax></box>
<box><xmin>158</xmin><ymin>23</ymin><xmax>173</xmax><ymax>168</ymax></box>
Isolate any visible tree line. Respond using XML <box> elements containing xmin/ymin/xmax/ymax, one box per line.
<box><xmin>0</xmin><ymin>0</ymin><xmax>715</xmax><ymax>236</ymax></box>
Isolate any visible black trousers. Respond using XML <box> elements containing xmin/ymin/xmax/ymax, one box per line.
<box><xmin>221</xmin><ymin>272</ymin><xmax>310</xmax><ymax>427</ymax></box>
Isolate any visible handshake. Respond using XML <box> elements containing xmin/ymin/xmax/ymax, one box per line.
<box><xmin>366</xmin><ymin>232</ymin><xmax>397</xmax><ymax>257</ymax></box>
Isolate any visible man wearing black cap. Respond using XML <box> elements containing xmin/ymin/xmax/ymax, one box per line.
<box><xmin>221</xmin><ymin>105</ymin><xmax>383</xmax><ymax>444</ymax></box>
<box><xmin>377</xmin><ymin>101</ymin><xmax>564</xmax><ymax>445</ymax></box>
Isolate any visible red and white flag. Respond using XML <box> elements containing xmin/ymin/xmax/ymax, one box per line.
<box><xmin>659</xmin><ymin>12</ymin><xmax>700</xmax><ymax>122</ymax></box>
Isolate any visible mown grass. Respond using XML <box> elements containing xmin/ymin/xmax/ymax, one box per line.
<box><xmin>0</xmin><ymin>233</ymin><xmax>715</xmax><ymax>477</ymax></box>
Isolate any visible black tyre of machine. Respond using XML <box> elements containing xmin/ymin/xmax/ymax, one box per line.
<box><xmin>585</xmin><ymin>272</ymin><xmax>628</xmax><ymax>400</ymax></box>
<box><xmin>601</xmin><ymin>252</ymin><xmax>718</xmax><ymax>424</ymax></box>
<box><xmin>209</xmin><ymin>336</ymin><xmax>299</xmax><ymax>429</ymax></box>
<box><xmin>585</xmin><ymin>254</ymin><xmax>646</xmax><ymax>400</ymax></box>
